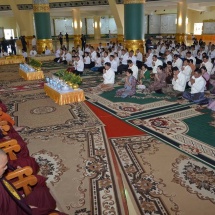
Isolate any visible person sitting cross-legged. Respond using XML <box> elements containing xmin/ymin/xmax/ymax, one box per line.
<box><xmin>116</xmin><ymin>69</ymin><xmax>136</xmax><ymax>98</ymax></box>
<box><xmin>182</xmin><ymin>68</ymin><xmax>209</xmax><ymax>104</ymax></box>
<box><xmin>146</xmin><ymin>65</ymin><xmax>166</xmax><ymax>94</ymax></box>
<box><xmin>89</xmin><ymin>62</ymin><xmax>115</xmax><ymax>93</ymax></box>
<box><xmin>137</xmin><ymin>64</ymin><xmax>151</xmax><ymax>90</ymax></box>
<box><xmin>162</xmin><ymin>66</ymin><xmax>186</xmax><ymax>98</ymax></box>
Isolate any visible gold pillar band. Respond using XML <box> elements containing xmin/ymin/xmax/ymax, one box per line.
<box><xmin>175</xmin><ymin>33</ymin><xmax>187</xmax><ymax>44</ymax></box>
<box><xmin>74</xmin><ymin>35</ymin><xmax>81</xmax><ymax>48</ymax></box>
<box><xmin>36</xmin><ymin>39</ymin><xmax>53</xmax><ymax>54</ymax></box>
<box><xmin>33</xmin><ymin>4</ymin><xmax>50</xmax><ymax>13</ymax></box>
<box><xmin>117</xmin><ymin>34</ymin><xmax>124</xmax><ymax>44</ymax></box>
<box><xmin>124</xmin><ymin>39</ymin><xmax>145</xmax><ymax>54</ymax></box>
<box><xmin>124</xmin><ymin>0</ymin><xmax>145</xmax><ymax>4</ymax></box>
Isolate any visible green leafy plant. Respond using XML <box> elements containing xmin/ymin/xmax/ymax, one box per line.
<box><xmin>29</xmin><ymin>58</ymin><xmax>42</xmax><ymax>68</ymax></box>
<box><xmin>54</xmin><ymin>70</ymin><xmax>82</xmax><ymax>85</ymax></box>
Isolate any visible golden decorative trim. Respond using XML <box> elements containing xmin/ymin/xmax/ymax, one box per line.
<box><xmin>175</xmin><ymin>34</ymin><xmax>187</xmax><ymax>43</ymax></box>
<box><xmin>33</xmin><ymin>4</ymin><xmax>50</xmax><ymax>13</ymax></box>
<box><xmin>124</xmin><ymin>39</ymin><xmax>145</xmax><ymax>53</ymax></box>
<box><xmin>124</xmin><ymin>0</ymin><xmax>145</xmax><ymax>4</ymax></box>
<box><xmin>2</xmin><ymin>179</ymin><xmax>21</xmax><ymax>200</ymax></box>
<box><xmin>73</xmin><ymin>35</ymin><xmax>81</xmax><ymax>47</ymax></box>
<box><xmin>117</xmin><ymin>34</ymin><xmax>124</xmax><ymax>43</ymax></box>
<box><xmin>203</xmin><ymin>19</ymin><xmax>215</xmax><ymax>23</ymax></box>
<box><xmin>37</xmin><ymin>39</ymin><xmax>52</xmax><ymax>54</ymax></box>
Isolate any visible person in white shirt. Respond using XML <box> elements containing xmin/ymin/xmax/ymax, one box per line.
<box><xmin>78</xmin><ymin>46</ymin><xmax>83</xmax><ymax>57</ymax></box>
<box><xmin>127</xmin><ymin>60</ymin><xmax>138</xmax><ymax>80</ymax></box>
<box><xmin>31</xmin><ymin>35</ymin><xmax>37</xmax><ymax>49</ymax></box>
<box><xmin>159</xmin><ymin>43</ymin><xmax>166</xmax><ymax>57</ymax></box>
<box><xmin>152</xmin><ymin>55</ymin><xmax>163</xmax><ymax>74</ymax></box>
<box><xmin>117</xmin><ymin>49</ymin><xmax>129</xmax><ymax>74</ymax></box>
<box><xmin>103</xmin><ymin>62</ymin><xmax>115</xmax><ymax>85</ymax></box>
<box><xmin>200</xmin><ymin>55</ymin><xmax>213</xmax><ymax>75</ymax></box>
<box><xmin>114</xmin><ymin>52</ymin><xmax>120</xmax><ymax>66</ymax></box>
<box><xmin>64</xmin><ymin>50</ymin><xmax>72</xmax><ymax>65</ymax></box>
<box><xmin>84</xmin><ymin>52</ymin><xmax>91</xmax><ymax>69</ymax></box>
<box><xmin>163</xmin><ymin>66</ymin><xmax>186</xmax><ymax>97</ymax></box>
<box><xmin>136</xmin><ymin>49</ymin><xmax>143</xmax><ymax>69</ymax></box>
<box><xmin>22</xmin><ymin>49</ymin><xmax>28</xmax><ymax>61</ymax></box>
<box><xmin>29</xmin><ymin>47</ymin><xmax>37</xmax><ymax>57</ymax></box>
<box><xmin>54</xmin><ymin>48</ymin><xmax>61</xmax><ymax>62</ymax></box>
<box><xmin>110</xmin><ymin>55</ymin><xmax>118</xmax><ymax>73</ymax></box>
<box><xmin>74</xmin><ymin>56</ymin><xmax>84</xmax><ymax>76</ymax></box>
<box><xmin>196</xmin><ymin>46</ymin><xmax>206</xmax><ymax>64</ymax></box>
<box><xmin>144</xmin><ymin>49</ymin><xmax>153</xmax><ymax>69</ymax></box>
<box><xmin>164</xmin><ymin>50</ymin><xmax>173</xmax><ymax>64</ymax></box>
<box><xmin>0</xmin><ymin>49</ymin><xmax>8</xmax><ymax>57</ymax></box>
<box><xmin>208</xmin><ymin>45</ymin><xmax>215</xmax><ymax>60</ymax></box>
<box><xmin>102</xmin><ymin>51</ymin><xmax>110</xmax><ymax>65</ymax></box>
<box><xmin>127</xmin><ymin>50</ymin><xmax>137</xmax><ymax>65</ymax></box>
<box><xmin>85</xmin><ymin>45</ymin><xmax>90</xmax><ymax>53</ymax></box>
<box><xmin>91</xmin><ymin>52</ymin><xmax>102</xmax><ymax>72</ymax></box>
<box><xmin>172</xmin><ymin>54</ymin><xmax>183</xmax><ymax>70</ymax></box>
<box><xmin>190</xmin><ymin>45</ymin><xmax>197</xmax><ymax>58</ymax></box>
<box><xmin>44</xmin><ymin>46</ymin><xmax>51</xmax><ymax>55</ymax></box>
<box><xmin>182</xmin><ymin>69</ymin><xmax>208</xmax><ymax>104</ymax></box>
<box><xmin>186</xmin><ymin>51</ymin><xmax>196</xmax><ymax>65</ymax></box>
<box><xmin>181</xmin><ymin>59</ymin><xmax>192</xmax><ymax>84</ymax></box>
<box><xmin>90</xmin><ymin>47</ymin><xmax>97</xmax><ymax>68</ymax></box>
<box><xmin>90</xmin><ymin>62</ymin><xmax>115</xmax><ymax>93</ymax></box>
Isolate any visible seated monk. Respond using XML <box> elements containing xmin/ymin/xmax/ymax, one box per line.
<box><xmin>0</xmin><ymin>149</ymin><xmax>67</xmax><ymax>215</ymax></box>
<box><xmin>0</xmin><ymin>125</ymin><xmax>29</xmax><ymax>158</ymax></box>
<box><xmin>0</xmin><ymin>100</ymin><xmax>7</xmax><ymax>113</ymax></box>
<box><xmin>0</xmin><ymin>108</ymin><xmax>24</xmax><ymax>132</ymax></box>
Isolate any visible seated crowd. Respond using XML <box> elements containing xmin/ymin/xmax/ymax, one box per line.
<box><xmin>59</xmin><ymin>38</ymin><xmax>215</xmax><ymax>102</ymax></box>
<box><xmin>0</xmin><ymin>100</ymin><xmax>67</xmax><ymax>214</ymax></box>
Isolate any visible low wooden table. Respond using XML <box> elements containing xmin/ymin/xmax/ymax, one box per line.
<box><xmin>19</xmin><ymin>68</ymin><xmax>44</xmax><ymax>81</ymax></box>
<box><xmin>0</xmin><ymin>55</ymin><xmax>25</xmax><ymax>65</ymax></box>
<box><xmin>44</xmin><ymin>83</ymin><xmax>85</xmax><ymax>105</ymax></box>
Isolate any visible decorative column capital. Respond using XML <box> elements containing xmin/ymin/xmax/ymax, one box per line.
<box><xmin>33</xmin><ymin>4</ymin><xmax>50</xmax><ymax>13</ymax></box>
<box><xmin>124</xmin><ymin>0</ymin><xmax>145</xmax><ymax>4</ymax></box>
<box><xmin>33</xmin><ymin>0</ymin><xmax>50</xmax><ymax>13</ymax></box>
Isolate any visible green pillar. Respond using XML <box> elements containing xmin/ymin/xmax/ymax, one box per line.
<box><xmin>124</xmin><ymin>0</ymin><xmax>145</xmax><ymax>53</ymax></box>
<box><xmin>33</xmin><ymin>0</ymin><xmax>52</xmax><ymax>53</ymax></box>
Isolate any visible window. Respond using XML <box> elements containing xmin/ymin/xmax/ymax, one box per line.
<box><xmin>194</xmin><ymin>23</ymin><xmax>203</xmax><ymax>35</ymax></box>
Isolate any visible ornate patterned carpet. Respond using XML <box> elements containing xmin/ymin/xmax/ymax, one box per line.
<box><xmin>1</xmin><ymin>64</ymin><xmax>215</xmax><ymax>215</ymax></box>
<box><xmin>85</xmin><ymin>87</ymin><xmax>215</xmax><ymax>168</ymax></box>
<box><xmin>110</xmin><ymin>135</ymin><xmax>215</xmax><ymax>215</ymax></box>
<box><xmin>127</xmin><ymin>106</ymin><xmax>215</xmax><ymax>168</ymax></box>
<box><xmin>85</xmin><ymin>87</ymin><xmax>192</xmax><ymax>119</ymax></box>
<box><xmin>0</xmin><ymin>64</ymin><xmax>126</xmax><ymax>215</ymax></box>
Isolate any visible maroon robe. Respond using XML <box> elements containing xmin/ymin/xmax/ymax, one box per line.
<box><xmin>0</xmin><ymin>101</ymin><xmax>8</xmax><ymax>112</ymax></box>
<box><xmin>0</xmin><ymin>177</ymin><xmax>68</xmax><ymax>215</ymax></box>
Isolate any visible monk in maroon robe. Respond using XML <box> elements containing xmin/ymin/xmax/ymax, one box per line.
<box><xmin>0</xmin><ymin>149</ymin><xmax>68</xmax><ymax>215</ymax></box>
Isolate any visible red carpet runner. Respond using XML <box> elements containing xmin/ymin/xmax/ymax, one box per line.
<box><xmin>86</xmin><ymin>101</ymin><xmax>145</xmax><ymax>215</ymax></box>
<box><xmin>86</xmin><ymin>101</ymin><xmax>145</xmax><ymax>138</ymax></box>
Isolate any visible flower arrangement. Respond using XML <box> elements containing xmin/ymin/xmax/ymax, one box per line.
<box><xmin>54</xmin><ymin>69</ymin><xmax>82</xmax><ymax>85</ymax></box>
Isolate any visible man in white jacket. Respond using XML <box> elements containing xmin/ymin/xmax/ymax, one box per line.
<box><xmin>182</xmin><ymin>69</ymin><xmax>208</xmax><ymax>104</ymax></box>
<box><xmin>162</xmin><ymin>66</ymin><xmax>186</xmax><ymax>97</ymax></box>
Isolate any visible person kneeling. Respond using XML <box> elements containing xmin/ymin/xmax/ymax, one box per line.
<box><xmin>116</xmin><ymin>69</ymin><xmax>136</xmax><ymax>98</ymax></box>
<box><xmin>182</xmin><ymin>69</ymin><xmax>208</xmax><ymax>104</ymax></box>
